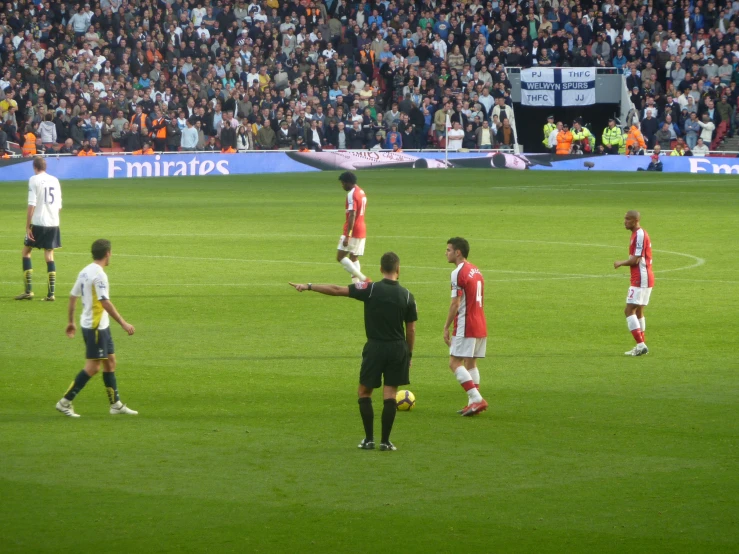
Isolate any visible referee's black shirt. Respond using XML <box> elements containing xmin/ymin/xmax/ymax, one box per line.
<box><xmin>348</xmin><ymin>279</ymin><xmax>418</xmax><ymax>341</ymax></box>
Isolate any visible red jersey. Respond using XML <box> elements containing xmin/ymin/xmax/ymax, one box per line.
<box><xmin>343</xmin><ymin>186</ymin><xmax>366</xmax><ymax>238</ymax></box>
<box><xmin>451</xmin><ymin>261</ymin><xmax>487</xmax><ymax>338</ymax></box>
<box><xmin>629</xmin><ymin>227</ymin><xmax>654</xmax><ymax>287</ymax></box>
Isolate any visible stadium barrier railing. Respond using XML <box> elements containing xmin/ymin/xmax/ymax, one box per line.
<box><xmin>3</xmin><ymin>148</ymin><xmax>738</xmax><ymax>159</ymax></box>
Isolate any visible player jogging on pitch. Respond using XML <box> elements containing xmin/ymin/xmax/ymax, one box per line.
<box><xmin>55</xmin><ymin>239</ymin><xmax>138</xmax><ymax>417</ymax></box>
<box><xmin>614</xmin><ymin>210</ymin><xmax>653</xmax><ymax>356</ymax></box>
<box><xmin>15</xmin><ymin>156</ymin><xmax>62</xmax><ymax>301</ymax></box>
<box><xmin>444</xmin><ymin>237</ymin><xmax>488</xmax><ymax>416</ymax></box>
<box><xmin>336</xmin><ymin>171</ymin><xmax>369</xmax><ymax>283</ymax></box>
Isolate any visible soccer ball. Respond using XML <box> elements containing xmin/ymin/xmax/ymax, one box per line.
<box><xmin>395</xmin><ymin>390</ymin><xmax>415</xmax><ymax>411</ymax></box>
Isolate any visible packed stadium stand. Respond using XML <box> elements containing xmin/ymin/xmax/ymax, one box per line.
<box><xmin>1</xmin><ymin>0</ymin><xmax>738</xmax><ymax>156</ymax></box>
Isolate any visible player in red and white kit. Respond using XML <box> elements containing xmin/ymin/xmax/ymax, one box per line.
<box><xmin>336</xmin><ymin>171</ymin><xmax>370</xmax><ymax>283</ymax></box>
<box><xmin>443</xmin><ymin>237</ymin><xmax>488</xmax><ymax>416</ymax></box>
<box><xmin>614</xmin><ymin>210</ymin><xmax>653</xmax><ymax>356</ymax></box>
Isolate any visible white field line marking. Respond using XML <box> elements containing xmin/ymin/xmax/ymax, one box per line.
<box><xmin>2</xmin><ymin>275</ymin><xmax>735</xmax><ymax>287</ymax></box>
<box><xmin>490</xmin><ymin>179</ymin><xmax>734</xmax><ymax>189</ymax></box>
<box><xmin>0</xmin><ymin>278</ymin><xmax>604</xmax><ymax>287</ymax></box>
<box><xmin>491</xmin><ymin>187</ymin><xmax>735</xmax><ymax>194</ymax></box>
<box><xmin>0</xmin><ymin>240</ymin><xmax>705</xmax><ymax>276</ymax></box>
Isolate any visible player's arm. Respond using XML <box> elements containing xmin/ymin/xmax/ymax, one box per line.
<box><xmin>614</xmin><ymin>255</ymin><xmax>641</xmax><ymax>269</ymax></box>
<box><xmin>66</xmin><ymin>295</ymin><xmax>79</xmax><ymax>337</ymax></box>
<box><xmin>443</xmin><ymin>295</ymin><xmax>461</xmax><ymax>346</ymax></box>
<box><xmin>405</xmin><ymin>320</ymin><xmax>416</xmax><ymax>358</ymax></box>
<box><xmin>343</xmin><ymin>210</ymin><xmax>356</xmax><ymax>246</ymax></box>
<box><xmin>289</xmin><ymin>282</ymin><xmax>350</xmax><ymax>296</ymax></box>
<box><xmin>26</xmin><ymin>181</ymin><xmax>36</xmax><ymax>239</ymax></box>
<box><xmin>25</xmin><ymin>204</ymin><xmax>35</xmax><ymax>239</ymax></box>
<box><xmin>100</xmin><ymin>299</ymin><xmax>135</xmax><ymax>335</ymax></box>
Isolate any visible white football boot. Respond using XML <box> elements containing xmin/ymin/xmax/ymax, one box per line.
<box><xmin>56</xmin><ymin>399</ymin><xmax>80</xmax><ymax>418</ymax></box>
<box><xmin>110</xmin><ymin>401</ymin><xmax>138</xmax><ymax>415</ymax></box>
<box><xmin>625</xmin><ymin>344</ymin><xmax>649</xmax><ymax>356</ymax></box>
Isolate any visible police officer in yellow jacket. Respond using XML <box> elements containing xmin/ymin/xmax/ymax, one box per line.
<box><xmin>602</xmin><ymin>118</ymin><xmax>624</xmax><ymax>155</ymax></box>
<box><xmin>571</xmin><ymin>120</ymin><xmax>594</xmax><ymax>153</ymax></box>
<box><xmin>542</xmin><ymin>115</ymin><xmax>557</xmax><ymax>150</ymax></box>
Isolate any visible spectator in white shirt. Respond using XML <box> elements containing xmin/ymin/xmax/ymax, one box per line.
<box><xmin>431</xmin><ymin>34</ymin><xmax>447</xmax><ymax>59</ymax></box>
<box><xmin>191</xmin><ymin>6</ymin><xmax>206</xmax><ymax>25</ymax></box>
<box><xmin>196</xmin><ymin>24</ymin><xmax>210</xmax><ymax>41</ymax></box>
<box><xmin>246</xmin><ymin>67</ymin><xmax>260</xmax><ymax>88</ymax></box>
<box><xmin>477</xmin><ymin>87</ymin><xmax>495</xmax><ymax>116</ymax></box>
<box><xmin>447</xmin><ymin>121</ymin><xmax>465</xmax><ymax>150</ymax></box>
<box><xmin>180</xmin><ymin>119</ymin><xmax>199</xmax><ymax>151</ymax></box>
<box><xmin>697</xmin><ymin>113</ymin><xmax>715</xmax><ymax>143</ymax></box>
<box><xmin>691</xmin><ymin>137</ymin><xmax>709</xmax><ymax>156</ymax></box>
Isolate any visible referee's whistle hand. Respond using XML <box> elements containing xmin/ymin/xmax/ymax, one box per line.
<box><xmin>289</xmin><ymin>282</ymin><xmax>306</xmax><ymax>292</ymax></box>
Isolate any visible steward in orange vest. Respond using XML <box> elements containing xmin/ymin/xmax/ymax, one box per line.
<box><xmin>150</xmin><ymin>115</ymin><xmax>168</xmax><ymax>151</ymax></box>
<box><xmin>133</xmin><ymin>141</ymin><xmax>155</xmax><ymax>155</ymax></box>
<box><xmin>359</xmin><ymin>48</ymin><xmax>376</xmax><ymax>67</ymax></box>
<box><xmin>131</xmin><ymin>111</ymin><xmax>150</xmax><ymax>134</ymax></box>
<box><xmin>77</xmin><ymin>143</ymin><xmax>97</xmax><ymax>156</ymax></box>
<box><xmin>221</xmin><ymin>146</ymin><xmax>237</xmax><ymax>153</ymax></box>
<box><xmin>22</xmin><ymin>132</ymin><xmax>37</xmax><ymax>156</ymax></box>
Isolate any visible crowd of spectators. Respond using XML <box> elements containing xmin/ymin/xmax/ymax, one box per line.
<box><xmin>0</xmin><ymin>0</ymin><xmax>520</xmax><ymax>156</ymax></box>
<box><xmin>1</xmin><ymin>0</ymin><xmax>739</xmax><ymax>157</ymax></box>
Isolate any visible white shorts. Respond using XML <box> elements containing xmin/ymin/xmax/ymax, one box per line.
<box><xmin>449</xmin><ymin>336</ymin><xmax>487</xmax><ymax>358</ymax></box>
<box><xmin>337</xmin><ymin>235</ymin><xmax>365</xmax><ymax>256</ymax></box>
<box><xmin>626</xmin><ymin>286</ymin><xmax>652</xmax><ymax>306</ymax></box>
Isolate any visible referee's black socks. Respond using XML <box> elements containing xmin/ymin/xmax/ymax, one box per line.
<box><xmin>381</xmin><ymin>398</ymin><xmax>397</xmax><ymax>444</ymax></box>
<box><xmin>358</xmin><ymin>397</ymin><xmax>374</xmax><ymax>442</ymax></box>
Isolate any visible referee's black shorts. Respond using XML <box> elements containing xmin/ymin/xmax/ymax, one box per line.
<box><xmin>24</xmin><ymin>226</ymin><xmax>61</xmax><ymax>250</ymax></box>
<box><xmin>359</xmin><ymin>339</ymin><xmax>410</xmax><ymax>389</ymax></box>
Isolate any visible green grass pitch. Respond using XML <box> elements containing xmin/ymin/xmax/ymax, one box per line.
<box><xmin>0</xmin><ymin>170</ymin><xmax>737</xmax><ymax>553</ymax></box>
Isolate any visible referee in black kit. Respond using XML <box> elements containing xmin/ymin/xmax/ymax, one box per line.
<box><xmin>290</xmin><ymin>252</ymin><xmax>417</xmax><ymax>451</ymax></box>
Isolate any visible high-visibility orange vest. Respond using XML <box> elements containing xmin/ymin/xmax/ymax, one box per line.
<box><xmin>77</xmin><ymin>149</ymin><xmax>96</xmax><ymax>156</ymax></box>
<box><xmin>359</xmin><ymin>50</ymin><xmax>375</xmax><ymax>66</ymax></box>
<box><xmin>221</xmin><ymin>147</ymin><xmax>237</xmax><ymax>153</ymax></box>
<box><xmin>22</xmin><ymin>133</ymin><xmax>37</xmax><ymax>156</ymax></box>
<box><xmin>132</xmin><ymin>147</ymin><xmax>155</xmax><ymax>155</ymax></box>
<box><xmin>0</xmin><ymin>152</ymin><xmax>10</xmax><ymax>158</ymax></box>
<box><xmin>151</xmin><ymin>117</ymin><xmax>166</xmax><ymax>139</ymax></box>
<box><xmin>625</xmin><ymin>126</ymin><xmax>646</xmax><ymax>151</ymax></box>
<box><xmin>131</xmin><ymin>113</ymin><xmax>149</xmax><ymax>132</ymax></box>
<box><xmin>555</xmin><ymin>131</ymin><xmax>573</xmax><ymax>155</ymax></box>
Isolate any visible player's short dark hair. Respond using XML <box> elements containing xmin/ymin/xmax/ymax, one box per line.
<box><xmin>91</xmin><ymin>239</ymin><xmax>112</xmax><ymax>260</ymax></box>
<box><xmin>381</xmin><ymin>251</ymin><xmax>400</xmax><ymax>274</ymax></box>
<box><xmin>447</xmin><ymin>237</ymin><xmax>470</xmax><ymax>258</ymax></box>
<box><xmin>338</xmin><ymin>171</ymin><xmax>357</xmax><ymax>185</ymax></box>
<box><xmin>32</xmin><ymin>156</ymin><xmax>46</xmax><ymax>171</ymax></box>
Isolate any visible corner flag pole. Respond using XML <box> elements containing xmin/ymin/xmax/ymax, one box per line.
<box><xmin>445</xmin><ymin>112</ymin><xmax>451</xmax><ymax>168</ymax></box>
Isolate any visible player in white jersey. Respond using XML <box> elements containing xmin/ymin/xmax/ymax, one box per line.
<box><xmin>55</xmin><ymin>239</ymin><xmax>138</xmax><ymax>418</ymax></box>
<box><xmin>15</xmin><ymin>157</ymin><xmax>63</xmax><ymax>301</ymax></box>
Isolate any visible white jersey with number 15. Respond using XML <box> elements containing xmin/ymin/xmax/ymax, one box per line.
<box><xmin>28</xmin><ymin>172</ymin><xmax>62</xmax><ymax>227</ymax></box>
